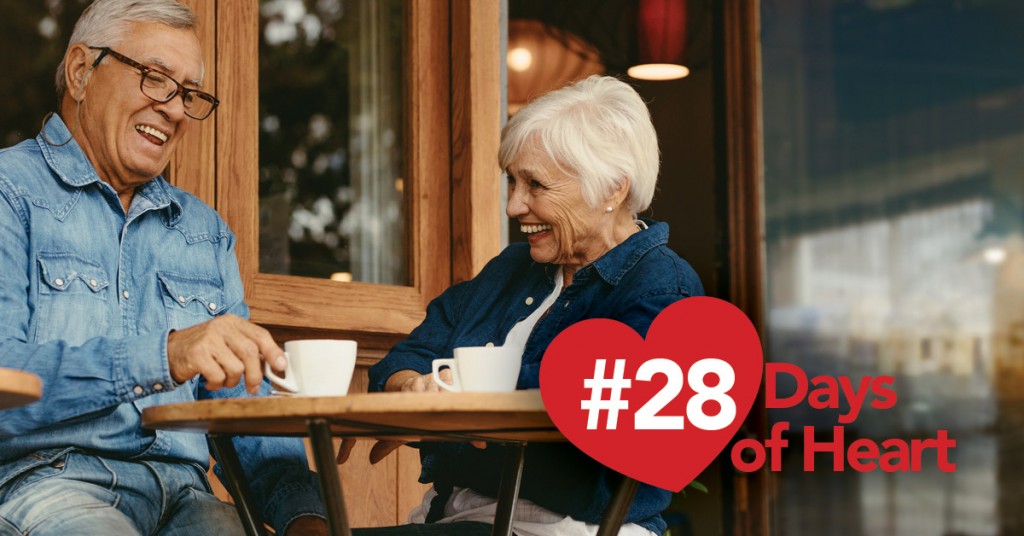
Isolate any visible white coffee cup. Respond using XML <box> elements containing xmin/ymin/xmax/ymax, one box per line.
<box><xmin>264</xmin><ymin>339</ymin><xmax>357</xmax><ymax>397</ymax></box>
<box><xmin>431</xmin><ymin>345</ymin><xmax>522</xmax><ymax>392</ymax></box>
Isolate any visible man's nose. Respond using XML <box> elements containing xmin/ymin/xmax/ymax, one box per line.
<box><xmin>153</xmin><ymin>93</ymin><xmax>188</xmax><ymax>122</ymax></box>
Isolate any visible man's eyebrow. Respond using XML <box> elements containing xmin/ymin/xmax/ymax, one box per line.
<box><xmin>142</xmin><ymin>55</ymin><xmax>203</xmax><ymax>88</ymax></box>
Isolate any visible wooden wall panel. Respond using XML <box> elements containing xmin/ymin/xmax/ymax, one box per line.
<box><xmin>215</xmin><ymin>0</ymin><xmax>259</xmax><ymax>298</ymax></box>
<box><xmin>397</xmin><ymin>446</ymin><xmax>429</xmax><ymax>522</ymax></box>
<box><xmin>408</xmin><ymin>0</ymin><xmax>453</xmax><ymax>299</ymax></box>
<box><xmin>170</xmin><ymin>0</ymin><xmax>216</xmax><ymax>203</ymax></box>
<box><xmin>451</xmin><ymin>0</ymin><xmax>502</xmax><ymax>283</ymax></box>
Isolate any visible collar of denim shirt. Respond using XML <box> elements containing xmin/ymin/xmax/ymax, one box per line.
<box><xmin>36</xmin><ymin>113</ymin><xmax>183</xmax><ymax>226</ymax></box>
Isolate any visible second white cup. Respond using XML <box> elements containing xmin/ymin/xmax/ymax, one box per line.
<box><xmin>264</xmin><ymin>339</ymin><xmax>357</xmax><ymax>397</ymax></box>
<box><xmin>431</xmin><ymin>345</ymin><xmax>522</xmax><ymax>392</ymax></box>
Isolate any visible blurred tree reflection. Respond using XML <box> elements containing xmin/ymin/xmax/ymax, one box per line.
<box><xmin>259</xmin><ymin>0</ymin><xmax>406</xmax><ymax>284</ymax></box>
<box><xmin>0</xmin><ymin>0</ymin><xmax>89</xmax><ymax>147</ymax></box>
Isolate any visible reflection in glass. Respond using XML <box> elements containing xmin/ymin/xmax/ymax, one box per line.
<box><xmin>259</xmin><ymin>0</ymin><xmax>406</xmax><ymax>284</ymax></box>
<box><xmin>762</xmin><ymin>0</ymin><xmax>1024</xmax><ymax>534</ymax></box>
<box><xmin>0</xmin><ymin>1</ymin><xmax>88</xmax><ymax>146</ymax></box>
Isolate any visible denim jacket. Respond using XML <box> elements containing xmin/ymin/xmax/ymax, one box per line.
<box><xmin>0</xmin><ymin>115</ymin><xmax>324</xmax><ymax>533</ymax></box>
<box><xmin>370</xmin><ymin>219</ymin><xmax>704</xmax><ymax>534</ymax></box>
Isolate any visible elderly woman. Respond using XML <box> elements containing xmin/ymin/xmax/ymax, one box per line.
<box><xmin>362</xmin><ymin>75</ymin><xmax>703</xmax><ymax>536</ymax></box>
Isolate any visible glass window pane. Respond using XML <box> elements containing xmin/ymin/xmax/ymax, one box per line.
<box><xmin>259</xmin><ymin>0</ymin><xmax>406</xmax><ymax>285</ymax></box>
<box><xmin>0</xmin><ymin>2</ymin><xmax>88</xmax><ymax>147</ymax></box>
<box><xmin>762</xmin><ymin>1</ymin><xmax>1024</xmax><ymax>534</ymax></box>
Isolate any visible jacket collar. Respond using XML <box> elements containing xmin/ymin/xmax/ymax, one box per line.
<box><xmin>36</xmin><ymin>113</ymin><xmax>182</xmax><ymax>225</ymax></box>
<box><xmin>550</xmin><ymin>217</ymin><xmax>668</xmax><ymax>286</ymax></box>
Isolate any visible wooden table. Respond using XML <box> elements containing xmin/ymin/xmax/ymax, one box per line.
<box><xmin>0</xmin><ymin>367</ymin><xmax>42</xmax><ymax>410</ymax></box>
<box><xmin>143</xmin><ymin>391</ymin><xmax>639</xmax><ymax>536</ymax></box>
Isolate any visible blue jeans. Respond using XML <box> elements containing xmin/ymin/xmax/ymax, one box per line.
<box><xmin>0</xmin><ymin>450</ymin><xmax>243</xmax><ymax>536</ymax></box>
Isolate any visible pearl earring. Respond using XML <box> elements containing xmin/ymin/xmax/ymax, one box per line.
<box><xmin>605</xmin><ymin>206</ymin><xmax>613</xmax><ymax>213</ymax></box>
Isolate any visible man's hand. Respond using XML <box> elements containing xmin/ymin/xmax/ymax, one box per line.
<box><xmin>285</xmin><ymin>515</ymin><xmax>328</xmax><ymax>535</ymax></box>
<box><xmin>166</xmin><ymin>314</ymin><xmax>285</xmax><ymax>394</ymax></box>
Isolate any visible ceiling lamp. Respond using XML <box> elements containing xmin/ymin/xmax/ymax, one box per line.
<box><xmin>507</xmin><ymin>19</ymin><xmax>605</xmax><ymax>114</ymax></box>
<box><xmin>628</xmin><ymin>0</ymin><xmax>690</xmax><ymax>81</ymax></box>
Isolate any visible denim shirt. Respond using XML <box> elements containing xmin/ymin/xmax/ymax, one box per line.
<box><xmin>0</xmin><ymin>116</ymin><xmax>324</xmax><ymax>533</ymax></box>
<box><xmin>370</xmin><ymin>220</ymin><xmax>704</xmax><ymax>534</ymax></box>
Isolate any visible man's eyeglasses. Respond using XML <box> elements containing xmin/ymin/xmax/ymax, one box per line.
<box><xmin>88</xmin><ymin>46</ymin><xmax>219</xmax><ymax>120</ymax></box>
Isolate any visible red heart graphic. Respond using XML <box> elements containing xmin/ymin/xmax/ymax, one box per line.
<box><xmin>539</xmin><ymin>296</ymin><xmax>763</xmax><ymax>491</ymax></box>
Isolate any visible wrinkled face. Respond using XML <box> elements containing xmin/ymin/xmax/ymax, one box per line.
<box><xmin>505</xmin><ymin>138</ymin><xmax>611</xmax><ymax>268</ymax></box>
<box><xmin>74</xmin><ymin>22</ymin><xmax>203</xmax><ymax>194</ymax></box>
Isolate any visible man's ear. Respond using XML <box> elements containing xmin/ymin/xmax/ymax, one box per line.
<box><xmin>64</xmin><ymin>44</ymin><xmax>92</xmax><ymax>101</ymax></box>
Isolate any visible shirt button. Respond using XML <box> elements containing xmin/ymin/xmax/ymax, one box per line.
<box><xmin>525</xmin><ymin>296</ymin><xmax>534</xmax><ymax>305</ymax></box>
<box><xmin>485</xmin><ymin>342</ymin><xmax>494</xmax><ymax>347</ymax></box>
<box><xmin>208</xmin><ymin>302</ymin><xmax>217</xmax><ymax>311</ymax></box>
<box><xmin>89</xmin><ymin>279</ymin><xmax>98</xmax><ymax>288</ymax></box>
<box><xmin>153</xmin><ymin>383</ymin><xmax>164</xmax><ymax>392</ymax></box>
<box><xmin>133</xmin><ymin>385</ymin><xmax>144</xmax><ymax>395</ymax></box>
<box><xmin>122</xmin><ymin>290</ymin><xmax>130</xmax><ymax>299</ymax></box>
<box><xmin>178</xmin><ymin>296</ymin><xmax>186</xmax><ymax>304</ymax></box>
<box><xmin>54</xmin><ymin>278</ymin><xmax>64</xmax><ymax>286</ymax></box>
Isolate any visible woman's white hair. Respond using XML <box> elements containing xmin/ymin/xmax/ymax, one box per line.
<box><xmin>55</xmin><ymin>0</ymin><xmax>197</xmax><ymax>100</ymax></box>
<box><xmin>498</xmin><ymin>75</ymin><xmax>660</xmax><ymax>214</ymax></box>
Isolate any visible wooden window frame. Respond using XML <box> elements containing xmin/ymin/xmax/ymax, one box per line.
<box><xmin>721</xmin><ymin>0</ymin><xmax>767</xmax><ymax>534</ymax></box>
<box><xmin>173</xmin><ymin>0</ymin><xmax>501</xmax><ymax>360</ymax></box>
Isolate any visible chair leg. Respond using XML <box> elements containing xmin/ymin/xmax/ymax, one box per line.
<box><xmin>491</xmin><ymin>444</ymin><xmax>526</xmax><ymax>536</ymax></box>
<box><xmin>308</xmin><ymin>418</ymin><xmax>351</xmax><ymax>536</ymax></box>
<box><xmin>210</xmin><ymin>435</ymin><xmax>269</xmax><ymax>536</ymax></box>
<box><xmin>596</xmin><ymin>474</ymin><xmax>640</xmax><ymax>536</ymax></box>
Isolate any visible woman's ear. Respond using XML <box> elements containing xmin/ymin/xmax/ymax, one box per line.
<box><xmin>64</xmin><ymin>45</ymin><xmax>92</xmax><ymax>101</ymax></box>
<box><xmin>608</xmin><ymin>176</ymin><xmax>631</xmax><ymax>210</ymax></box>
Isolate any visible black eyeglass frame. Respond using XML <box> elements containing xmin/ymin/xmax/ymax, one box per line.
<box><xmin>88</xmin><ymin>46</ymin><xmax>220</xmax><ymax>120</ymax></box>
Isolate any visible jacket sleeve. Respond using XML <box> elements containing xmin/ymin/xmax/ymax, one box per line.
<box><xmin>0</xmin><ymin>178</ymin><xmax>173</xmax><ymax>437</ymax></box>
<box><xmin>368</xmin><ymin>279</ymin><xmax>472</xmax><ymax>392</ymax></box>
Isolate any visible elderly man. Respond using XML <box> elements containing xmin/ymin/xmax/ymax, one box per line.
<box><xmin>0</xmin><ymin>1</ymin><xmax>326</xmax><ymax>534</ymax></box>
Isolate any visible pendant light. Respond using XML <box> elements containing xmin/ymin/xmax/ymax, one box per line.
<box><xmin>628</xmin><ymin>0</ymin><xmax>690</xmax><ymax>81</ymax></box>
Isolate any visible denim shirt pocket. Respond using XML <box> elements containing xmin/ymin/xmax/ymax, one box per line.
<box><xmin>33</xmin><ymin>253</ymin><xmax>110</xmax><ymax>345</ymax></box>
<box><xmin>157</xmin><ymin>272</ymin><xmax>226</xmax><ymax>331</ymax></box>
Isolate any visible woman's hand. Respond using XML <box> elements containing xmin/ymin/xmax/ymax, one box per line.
<box><xmin>337</xmin><ymin>369</ymin><xmax>457</xmax><ymax>465</ymax></box>
<box><xmin>386</xmin><ymin>369</ymin><xmax>452</xmax><ymax>392</ymax></box>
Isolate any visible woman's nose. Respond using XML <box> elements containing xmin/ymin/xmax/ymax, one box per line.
<box><xmin>506</xmin><ymin>187</ymin><xmax>527</xmax><ymax>217</ymax></box>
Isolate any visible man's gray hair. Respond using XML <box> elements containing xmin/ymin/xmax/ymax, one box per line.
<box><xmin>56</xmin><ymin>0</ymin><xmax>197</xmax><ymax>101</ymax></box>
<box><xmin>498</xmin><ymin>75</ymin><xmax>660</xmax><ymax>215</ymax></box>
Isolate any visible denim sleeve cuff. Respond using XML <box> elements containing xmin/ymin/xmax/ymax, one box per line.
<box><xmin>263</xmin><ymin>476</ymin><xmax>326</xmax><ymax>534</ymax></box>
<box><xmin>115</xmin><ymin>330</ymin><xmax>176</xmax><ymax>399</ymax></box>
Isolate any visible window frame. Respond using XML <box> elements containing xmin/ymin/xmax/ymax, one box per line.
<box><xmin>171</xmin><ymin>0</ymin><xmax>501</xmax><ymax>359</ymax></box>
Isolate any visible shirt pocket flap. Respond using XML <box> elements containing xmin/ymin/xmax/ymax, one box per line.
<box><xmin>157</xmin><ymin>272</ymin><xmax>225</xmax><ymax>316</ymax></box>
<box><xmin>37</xmin><ymin>253</ymin><xmax>109</xmax><ymax>292</ymax></box>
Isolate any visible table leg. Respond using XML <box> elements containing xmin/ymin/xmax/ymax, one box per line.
<box><xmin>210</xmin><ymin>435</ymin><xmax>269</xmax><ymax>536</ymax></box>
<box><xmin>307</xmin><ymin>418</ymin><xmax>351</xmax><ymax>536</ymax></box>
<box><xmin>596</xmin><ymin>475</ymin><xmax>640</xmax><ymax>536</ymax></box>
<box><xmin>491</xmin><ymin>443</ymin><xmax>526</xmax><ymax>536</ymax></box>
